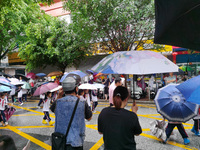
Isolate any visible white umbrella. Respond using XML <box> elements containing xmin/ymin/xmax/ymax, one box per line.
<box><xmin>50</xmin><ymin>85</ymin><xmax>62</xmax><ymax>92</ymax></box>
<box><xmin>91</xmin><ymin>50</ymin><xmax>179</xmax><ymax>75</ymax></box>
<box><xmin>93</xmin><ymin>83</ymin><xmax>105</xmax><ymax>89</ymax></box>
<box><xmin>79</xmin><ymin>83</ymin><xmax>97</xmax><ymax>90</ymax></box>
<box><xmin>9</xmin><ymin>78</ymin><xmax>24</xmax><ymax>85</ymax></box>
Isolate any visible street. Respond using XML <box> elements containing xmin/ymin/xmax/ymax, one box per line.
<box><xmin>0</xmin><ymin>99</ymin><xmax>200</xmax><ymax>150</ymax></box>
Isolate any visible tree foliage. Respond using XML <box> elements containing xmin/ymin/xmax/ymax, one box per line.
<box><xmin>63</xmin><ymin>0</ymin><xmax>157</xmax><ymax>52</ymax></box>
<box><xmin>0</xmin><ymin>0</ymin><xmax>46</xmax><ymax>61</ymax></box>
<box><xmin>18</xmin><ymin>16</ymin><xmax>90</xmax><ymax>72</ymax></box>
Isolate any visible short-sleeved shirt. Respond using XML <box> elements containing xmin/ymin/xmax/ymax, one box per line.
<box><xmin>98</xmin><ymin>107</ymin><xmax>142</xmax><ymax>150</ymax></box>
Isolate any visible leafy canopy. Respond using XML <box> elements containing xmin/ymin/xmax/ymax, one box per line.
<box><xmin>63</xmin><ymin>0</ymin><xmax>156</xmax><ymax>52</ymax></box>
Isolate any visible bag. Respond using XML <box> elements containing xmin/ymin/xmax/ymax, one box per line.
<box><xmin>51</xmin><ymin>132</ymin><xmax>66</xmax><ymax>150</ymax></box>
<box><xmin>51</xmin><ymin>98</ymin><xmax>80</xmax><ymax>150</ymax></box>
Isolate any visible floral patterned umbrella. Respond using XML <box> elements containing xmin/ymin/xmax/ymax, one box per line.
<box><xmin>91</xmin><ymin>50</ymin><xmax>179</xmax><ymax>75</ymax></box>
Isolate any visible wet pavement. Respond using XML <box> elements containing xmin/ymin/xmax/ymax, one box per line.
<box><xmin>0</xmin><ymin>99</ymin><xmax>200</xmax><ymax>150</ymax></box>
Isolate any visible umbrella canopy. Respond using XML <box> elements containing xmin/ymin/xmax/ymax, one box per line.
<box><xmin>154</xmin><ymin>84</ymin><xmax>199</xmax><ymax>122</ymax></box>
<box><xmin>9</xmin><ymin>78</ymin><xmax>24</xmax><ymax>86</ymax></box>
<box><xmin>60</xmin><ymin>71</ymin><xmax>83</xmax><ymax>83</ymax></box>
<box><xmin>0</xmin><ymin>77</ymin><xmax>15</xmax><ymax>88</ymax></box>
<box><xmin>86</xmin><ymin>70</ymin><xmax>94</xmax><ymax>74</ymax></box>
<box><xmin>179</xmin><ymin>66</ymin><xmax>193</xmax><ymax>72</ymax></box>
<box><xmin>33</xmin><ymin>82</ymin><xmax>58</xmax><ymax>96</ymax></box>
<box><xmin>154</xmin><ymin>0</ymin><xmax>200</xmax><ymax>51</ymax></box>
<box><xmin>0</xmin><ymin>85</ymin><xmax>11</xmax><ymax>92</ymax></box>
<box><xmin>78</xmin><ymin>83</ymin><xmax>97</xmax><ymax>90</ymax></box>
<box><xmin>26</xmin><ymin>72</ymin><xmax>36</xmax><ymax>79</ymax></box>
<box><xmin>14</xmin><ymin>74</ymin><xmax>29</xmax><ymax>81</ymax></box>
<box><xmin>50</xmin><ymin>85</ymin><xmax>62</xmax><ymax>92</ymax></box>
<box><xmin>0</xmin><ymin>72</ymin><xmax>12</xmax><ymax>78</ymax></box>
<box><xmin>173</xmin><ymin>68</ymin><xmax>185</xmax><ymax>75</ymax></box>
<box><xmin>47</xmin><ymin>71</ymin><xmax>63</xmax><ymax>77</ymax></box>
<box><xmin>93</xmin><ymin>83</ymin><xmax>105</xmax><ymax>89</ymax></box>
<box><xmin>91</xmin><ymin>51</ymin><xmax>179</xmax><ymax>75</ymax></box>
<box><xmin>176</xmin><ymin>75</ymin><xmax>200</xmax><ymax>104</ymax></box>
<box><xmin>21</xmin><ymin>82</ymin><xmax>31</xmax><ymax>90</ymax></box>
<box><xmin>36</xmin><ymin>73</ymin><xmax>46</xmax><ymax>77</ymax></box>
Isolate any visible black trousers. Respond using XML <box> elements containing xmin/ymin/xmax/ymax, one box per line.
<box><xmin>166</xmin><ymin>123</ymin><xmax>188</xmax><ymax>139</ymax></box>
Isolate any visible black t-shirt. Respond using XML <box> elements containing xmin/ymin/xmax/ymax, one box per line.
<box><xmin>98</xmin><ymin>107</ymin><xmax>142</xmax><ymax>150</ymax></box>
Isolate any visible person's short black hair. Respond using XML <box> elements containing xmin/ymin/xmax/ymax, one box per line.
<box><xmin>115</xmin><ymin>77</ymin><xmax>121</xmax><ymax>84</ymax></box>
<box><xmin>0</xmin><ymin>135</ymin><xmax>17</xmax><ymax>150</ymax></box>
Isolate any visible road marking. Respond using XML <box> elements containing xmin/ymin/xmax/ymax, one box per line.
<box><xmin>7</xmin><ymin>125</ymin><xmax>51</xmax><ymax>150</ymax></box>
<box><xmin>86</xmin><ymin>124</ymin><xmax>98</xmax><ymax>130</ymax></box>
<box><xmin>14</xmin><ymin>125</ymin><xmax>54</xmax><ymax>128</ymax></box>
<box><xmin>90</xmin><ymin>137</ymin><xmax>104</xmax><ymax>150</ymax></box>
<box><xmin>141</xmin><ymin>133</ymin><xmax>198</xmax><ymax>150</ymax></box>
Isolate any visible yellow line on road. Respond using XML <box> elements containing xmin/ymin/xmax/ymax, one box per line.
<box><xmin>13</xmin><ymin>114</ymin><xmax>43</xmax><ymax>117</ymax></box>
<box><xmin>90</xmin><ymin>137</ymin><xmax>104</xmax><ymax>150</ymax></box>
<box><xmin>7</xmin><ymin>125</ymin><xmax>51</xmax><ymax>150</ymax></box>
<box><xmin>141</xmin><ymin>133</ymin><xmax>198</xmax><ymax>150</ymax></box>
<box><xmin>14</xmin><ymin>125</ymin><xmax>54</xmax><ymax>129</ymax></box>
<box><xmin>86</xmin><ymin>124</ymin><xmax>98</xmax><ymax>130</ymax></box>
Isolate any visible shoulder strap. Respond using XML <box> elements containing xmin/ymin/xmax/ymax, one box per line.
<box><xmin>64</xmin><ymin>97</ymin><xmax>80</xmax><ymax>138</ymax></box>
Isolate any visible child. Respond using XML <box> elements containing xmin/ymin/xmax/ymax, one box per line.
<box><xmin>37</xmin><ymin>94</ymin><xmax>45</xmax><ymax>108</ymax></box>
<box><xmin>91</xmin><ymin>89</ymin><xmax>98</xmax><ymax>113</ymax></box>
<box><xmin>42</xmin><ymin>92</ymin><xmax>54</xmax><ymax>126</ymax></box>
<box><xmin>163</xmin><ymin>120</ymin><xmax>190</xmax><ymax>145</ymax></box>
<box><xmin>84</xmin><ymin>89</ymin><xmax>91</xmax><ymax>110</ymax></box>
<box><xmin>78</xmin><ymin>89</ymin><xmax>85</xmax><ymax>101</ymax></box>
<box><xmin>0</xmin><ymin>93</ymin><xmax>8</xmax><ymax>126</ymax></box>
<box><xmin>17</xmin><ymin>86</ymin><xmax>23</xmax><ymax>106</ymax></box>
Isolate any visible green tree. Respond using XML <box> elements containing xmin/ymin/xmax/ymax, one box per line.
<box><xmin>0</xmin><ymin>0</ymin><xmax>47</xmax><ymax>62</ymax></box>
<box><xmin>18</xmin><ymin>17</ymin><xmax>90</xmax><ymax>72</ymax></box>
<box><xmin>63</xmin><ymin>0</ymin><xmax>157</xmax><ymax>53</ymax></box>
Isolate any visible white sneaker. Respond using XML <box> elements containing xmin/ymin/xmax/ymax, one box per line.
<box><xmin>20</xmin><ymin>103</ymin><xmax>23</xmax><ymax>106</ymax></box>
<box><xmin>5</xmin><ymin>122</ymin><xmax>8</xmax><ymax>125</ymax></box>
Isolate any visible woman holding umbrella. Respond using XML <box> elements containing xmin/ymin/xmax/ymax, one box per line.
<box><xmin>98</xmin><ymin>86</ymin><xmax>142</xmax><ymax>150</ymax></box>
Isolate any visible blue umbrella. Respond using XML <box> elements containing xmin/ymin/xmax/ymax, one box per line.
<box><xmin>60</xmin><ymin>71</ymin><xmax>86</xmax><ymax>83</ymax></box>
<box><xmin>86</xmin><ymin>69</ymin><xmax>94</xmax><ymax>74</ymax></box>
<box><xmin>36</xmin><ymin>73</ymin><xmax>46</xmax><ymax>77</ymax></box>
<box><xmin>176</xmin><ymin>75</ymin><xmax>200</xmax><ymax>104</ymax></box>
<box><xmin>0</xmin><ymin>85</ymin><xmax>11</xmax><ymax>92</ymax></box>
<box><xmin>154</xmin><ymin>84</ymin><xmax>199</xmax><ymax>122</ymax></box>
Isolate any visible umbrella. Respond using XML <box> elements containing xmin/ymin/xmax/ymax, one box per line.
<box><xmin>0</xmin><ymin>77</ymin><xmax>15</xmax><ymax>88</ymax></box>
<box><xmin>0</xmin><ymin>72</ymin><xmax>12</xmax><ymax>78</ymax></box>
<box><xmin>154</xmin><ymin>84</ymin><xmax>199</xmax><ymax>122</ymax></box>
<box><xmin>4</xmin><ymin>107</ymin><xmax>16</xmax><ymax>121</ymax></box>
<box><xmin>176</xmin><ymin>75</ymin><xmax>200</xmax><ymax>104</ymax></box>
<box><xmin>50</xmin><ymin>85</ymin><xmax>62</xmax><ymax>92</ymax></box>
<box><xmin>91</xmin><ymin>51</ymin><xmax>179</xmax><ymax>75</ymax></box>
<box><xmin>21</xmin><ymin>82</ymin><xmax>31</xmax><ymax>90</ymax></box>
<box><xmin>93</xmin><ymin>83</ymin><xmax>105</xmax><ymax>89</ymax></box>
<box><xmin>14</xmin><ymin>74</ymin><xmax>29</xmax><ymax>81</ymax></box>
<box><xmin>26</xmin><ymin>72</ymin><xmax>36</xmax><ymax>79</ymax></box>
<box><xmin>78</xmin><ymin>83</ymin><xmax>97</xmax><ymax>90</ymax></box>
<box><xmin>179</xmin><ymin>66</ymin><xmax>193</xmax><ymax>72</ymax></box>
<box><xmin>86</xmin><ymin>70</ymin><xmax>94</xmax><ymax>74</ymax></box>
<box><xmin>0</xmin><ymin>85</ymin><xmax>11</xmax><ymax>92</ymax></box>
<box><xmin>36</xmin><ymin>73</ymin><xmax>46</xmax><ymax>77</ymax></box>
<box><xmin>33</xmin><ymin>82</ymin><xmax>58</xmax><ymax>96</ymax></box>
<box><xmin>47</xmin><ymin>71</ymin><xmax>63</xmax><ymax>77</ymax></box>
<box><xmin>9</xmin><ymin>78</ymin><xmax>24</xmax><ymax>86</ymax></box>
<box><xmin>154</xmin><ymin>0</ymin><xmax>200</xmax><ymax>51</ymax></box>
<box><xmin>60</xmin><ymin>70</ymin><xmax>86</xmax><ymax>82</ymax></box>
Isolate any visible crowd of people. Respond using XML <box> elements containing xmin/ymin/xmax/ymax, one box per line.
<box><xmin>0</xmin><ymin>72</ymin><xmax>200</xmax><ymax>150</ymax></box>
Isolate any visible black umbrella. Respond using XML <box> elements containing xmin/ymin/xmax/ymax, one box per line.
<box><xmin>154</xmin><ymin>0</ymin><xmax>200</xmax><ymax>51</ymax></box>
<box><xmin>0</xmin><ymin>72</ymin><xmax>12</xmax><ymax>78</ymax></box>
<box><xmin>14</xmin><ymin>74</ymin><xmax>29</xmax><ymax>81</ymax></box>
